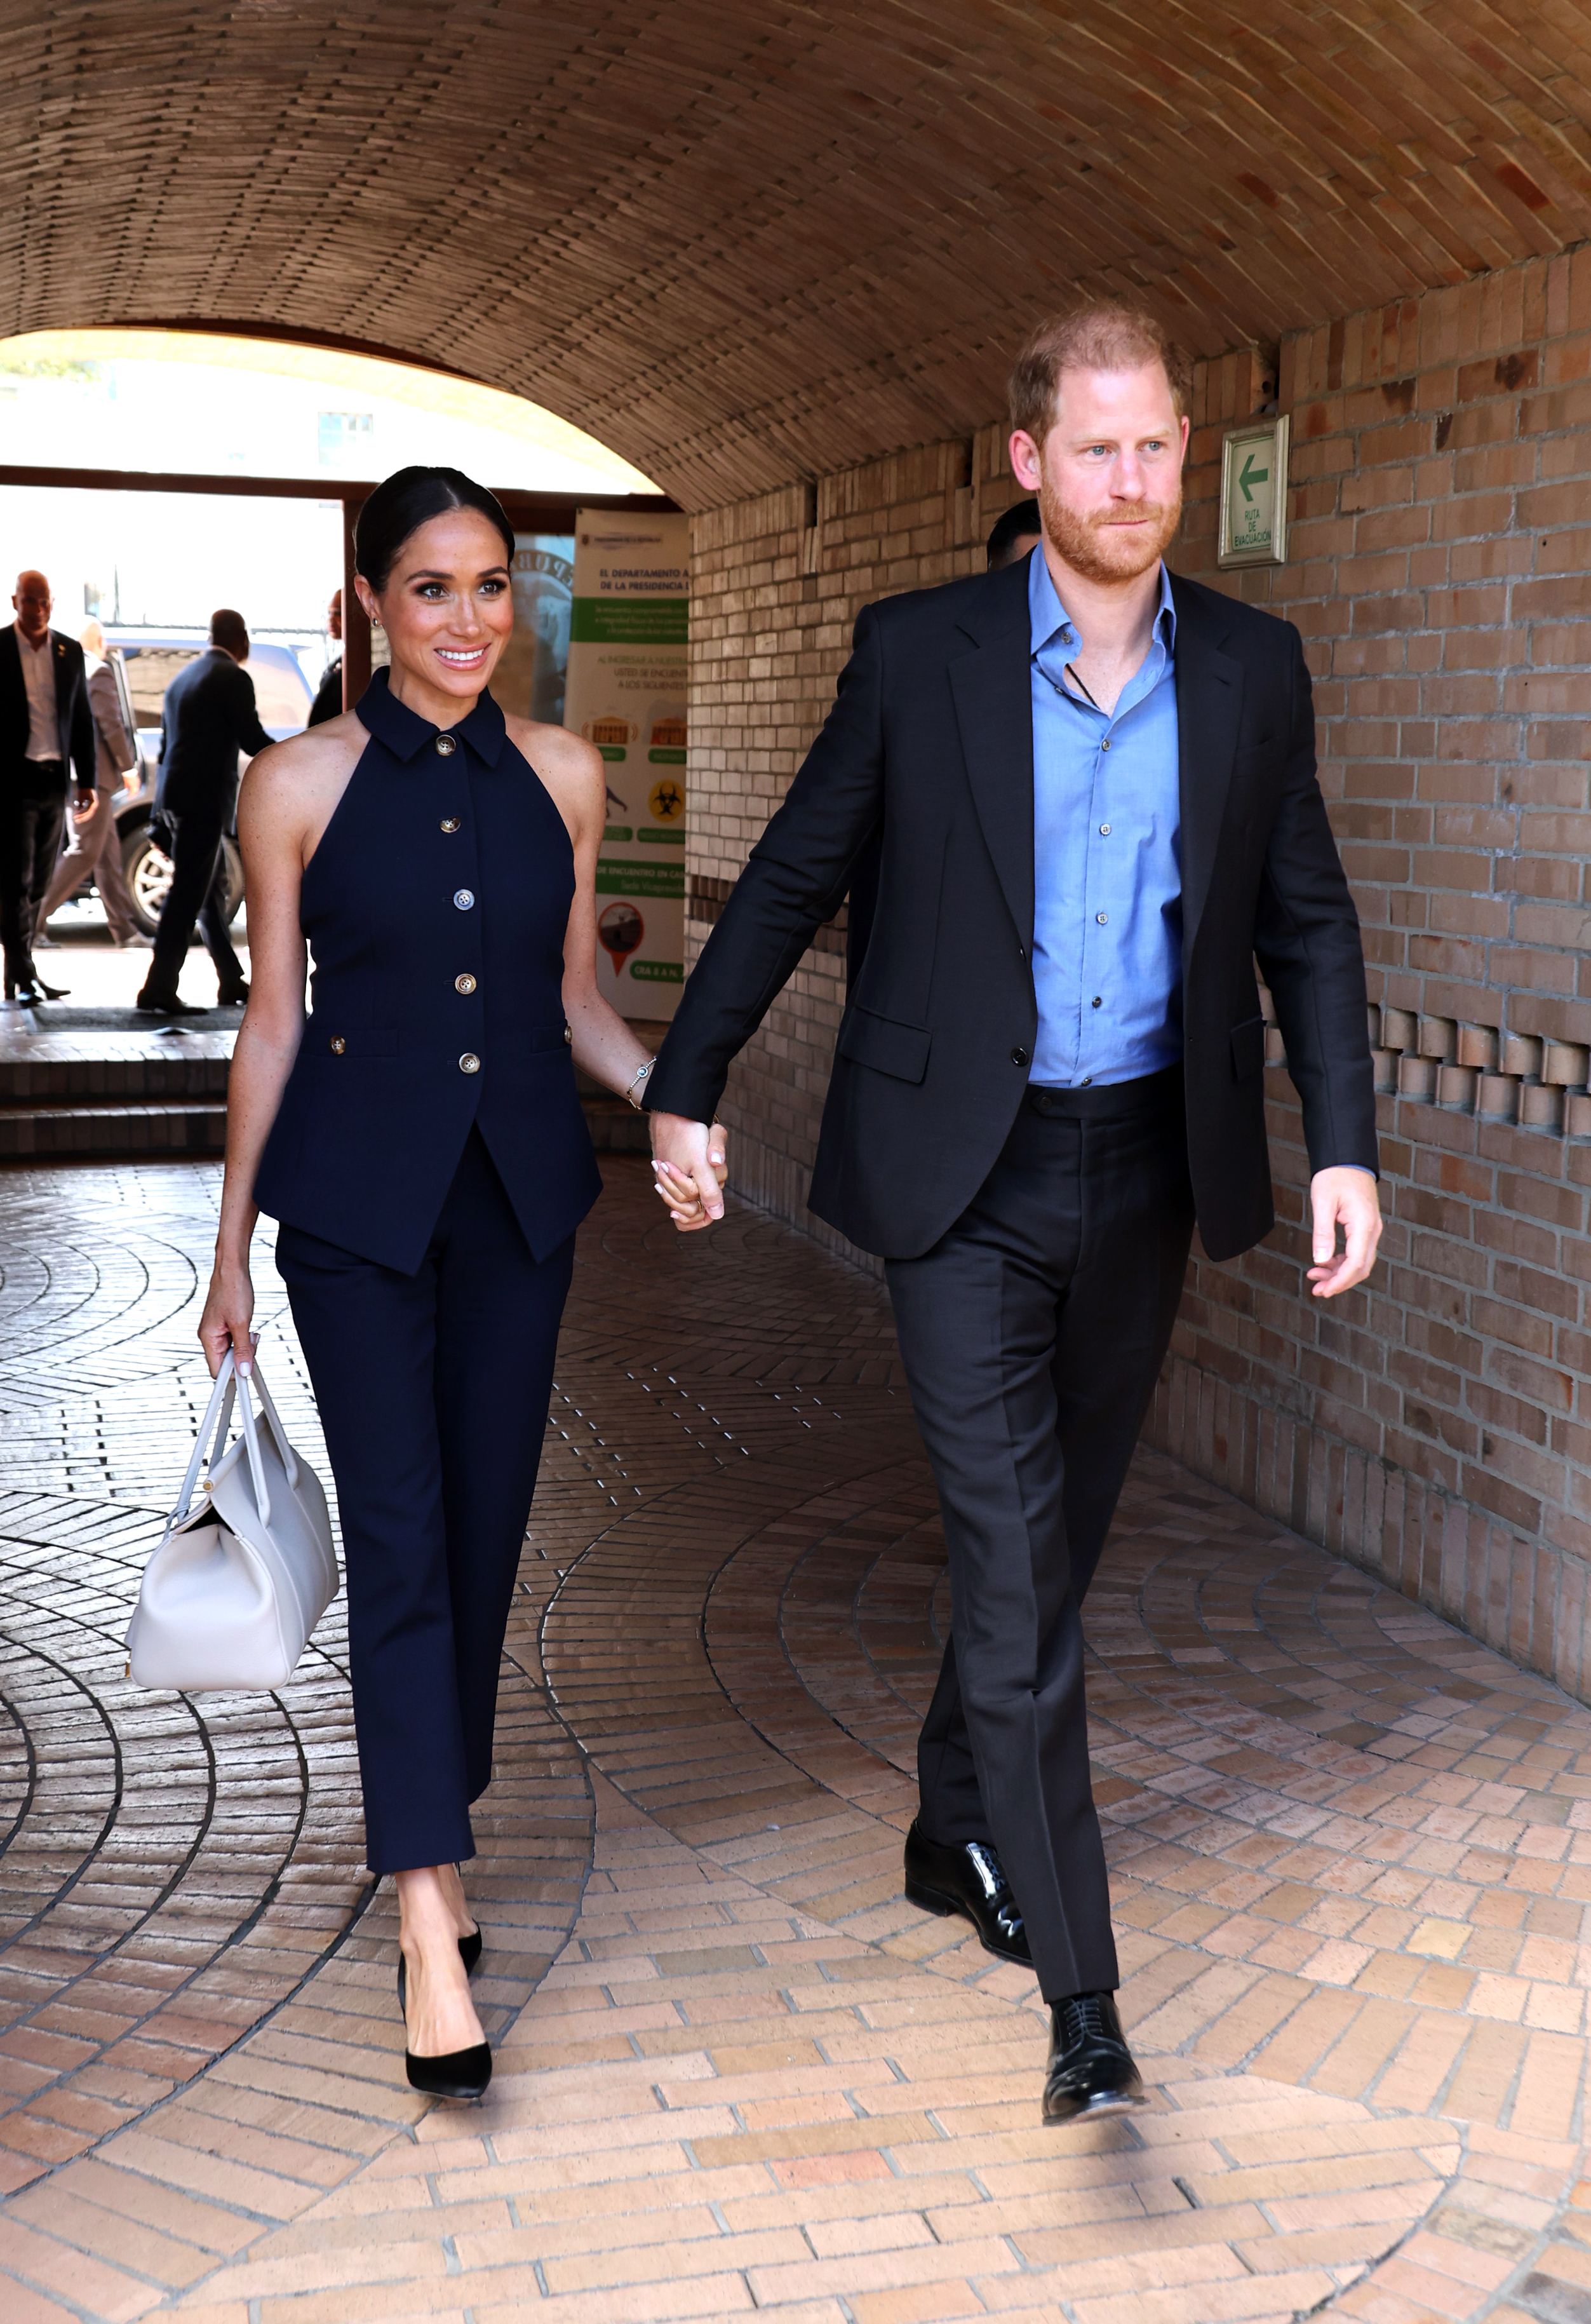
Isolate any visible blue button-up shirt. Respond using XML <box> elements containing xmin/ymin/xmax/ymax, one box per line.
<box><xmin>1028</xmin><ymin>549</ymin><xmax>1183</xmax><ymax>1087</ymax></box>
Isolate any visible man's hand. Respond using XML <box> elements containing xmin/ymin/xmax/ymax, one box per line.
<box><xmin>1307</xmin><ymin>1167</ymin><xmax>1382</xmax><ymax>1298</ymax></box>
<box><xmin>650</xmin><ymin>1111</ymin><xmax>728</xmax><ymax>1233</ymax></box>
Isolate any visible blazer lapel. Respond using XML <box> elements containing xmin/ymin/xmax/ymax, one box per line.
<box><xmin>948</xmin><ymin>563</ymin><xmax>1035</xmax><ymax>947</ymax></box>
<box><xmin>1171</xmin><ymin>574</ymin><xmax>1244</xmax><ymax>957</ymax></box>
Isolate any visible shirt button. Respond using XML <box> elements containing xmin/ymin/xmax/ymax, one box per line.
<box><xmin>1092</xmin><ymin>996</ymin><xmax>1103</xmax><ymax>1009</ymax></box>
<box><xmin>1096</xmin><ymin>912</ymin><xmax>1108</xmax><ymax>924</ymax></box>
<box><xmin>329</xmin><ymin>1034</ymin><xmax>346</xmax><ymax>1055</ymax></box>
<box><xmin>436</xmin><ymin>735</ymin><xmax>457</xmax><ymax>757</ymax></box>
<box><xmin>455</xmin><ymin>973</ymin><xmax>477</xmax><ymax>995</ymax></box>
<box><xmin>1099</xmin><ymin>823</ymin><xmax>1110</xmax><ymax>835</ymax></box>
<box><xmin>459</xmin><ymin>1053</ymin><xmax>481</xmax><ymax>1074</ymax></box>
<box><xmin>1010</xmin><ymin>1045</ymin><xmax>1029</xmax><ymax>1068</ymax></box>
<box><xmin>440</xmin><ymin>816</ymin><xmax>461</xmax><ymax>833</ymax></box>
<box><xmin>1101</xmin><ymin>738</ymin><xmax>1112</xmax><ymax>751</ymax></box>
<box><xmin>453</xmin><ymin>888</ymin><xmax>474</xmax><ymax>910</ymax></box>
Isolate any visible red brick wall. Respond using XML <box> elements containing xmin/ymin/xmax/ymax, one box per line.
<box><xmin>687</xmin><ymin>248</ymin><xmax>1591</xmax><ymax>1701</ymax></box>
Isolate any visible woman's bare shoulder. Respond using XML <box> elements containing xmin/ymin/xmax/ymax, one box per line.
<box><xmin>505</xmin><ymin>713</ymin><xmax>603</xmax><ymax>790</ymax></box>
<box><xmin>239</xmin><ymin>715</ymin><xmax>368</xmax><ymax>846</ymax></box>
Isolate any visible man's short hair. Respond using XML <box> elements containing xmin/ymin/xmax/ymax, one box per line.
<box><xmin>210</xmin><ymin>609</ymin><xmax>248</xmax><ymax>654</ymax></box>
<box><xmin>986</xmin><ymin>498</ymin><xmax>1042</xmax><ymax>571</ymax></box>
<box><xmin>1009</xmin><ymin>304</ymin><xmax>1193</xmax><ymax>443</ymax></box>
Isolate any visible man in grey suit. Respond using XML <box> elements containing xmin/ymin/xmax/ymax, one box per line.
<box><xmin>37</xmin><ymin>619</ymin><xmax>147</xmax><ymax>949</ymax></box>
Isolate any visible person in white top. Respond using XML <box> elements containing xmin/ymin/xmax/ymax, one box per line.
<box><xmin>0</xmin><ymin>571</ymin><xmax>95</xmax><ymax>1003</ymax></box>
<box><xmin>37</xmin><ymin>619</ymin><xmax>147</xmax><ymax>949</ymax></box>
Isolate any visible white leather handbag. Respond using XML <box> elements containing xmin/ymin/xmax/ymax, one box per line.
<box><xmin>126</xmin><ymin>1351</ymin><xmax>338</xmax><ymax>1692</ymax></box>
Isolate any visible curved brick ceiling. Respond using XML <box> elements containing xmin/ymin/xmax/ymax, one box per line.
<box><xmin>4</xmin><ymin>2</ymin><xmax>1587</xmax><ymax>506</ymax></box>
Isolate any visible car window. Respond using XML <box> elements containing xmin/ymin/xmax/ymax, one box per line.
<box><xmin>248</xmin><ymin>658</ymin><xmax>309</xmax><ymax>729</ymax></box>
<box><xmin>121</xmin><ymin>647</ymin><xmax>201</xmax><ymax>725</ymax></box>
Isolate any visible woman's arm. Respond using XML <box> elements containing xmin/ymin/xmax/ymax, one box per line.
<box><xmin>196</xmin><ymin>743</ymin><xmax>314</xmax><ymax>1374</ymax></box>
<box><xmin>516</xmin><ymin>718</ymin><xmax>726</xmax><ymax>1227</ymax></box>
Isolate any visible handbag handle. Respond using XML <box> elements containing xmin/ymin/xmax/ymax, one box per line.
<box><xmin>171</xmin><ymin>1351</ymin><xmax>236</xmax><ymax>1524</ymax></box>
<box><xmin>246</xmin><ymin>1360</ymin><xmax>300</xmax><ymax>1490</ymax></box>
<box><xmin>232</xmin><ymin>1367</ymin><xmax>273</xmax><ymax>1531</ymax></box>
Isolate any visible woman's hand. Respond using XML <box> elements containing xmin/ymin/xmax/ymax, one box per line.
<box><xmin>652</xmin><ymin>1120</ymin><xmax>728</xmax><ymax>1232</ymax></box>
<box><xmin>199</xmin><ymin>1260</ymin><xmax>255</xmax><ymax>1377</ymax></box>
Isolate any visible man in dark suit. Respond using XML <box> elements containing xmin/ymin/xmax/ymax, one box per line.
<box><xmin>646</xmin><ymin>304</ymin><xmax>1381</xmax><ymax>2125</ymax></box>
<box><xmin>137</xmin><ymin>607</ymin><xmax>271</xmax><ymax>1014</ymax></box>
<box><xmin>0</xmin><ymin>569</ymin><xmax>96</xmax><ymax>1003</ymax></box>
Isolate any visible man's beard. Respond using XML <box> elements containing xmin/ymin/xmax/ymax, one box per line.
<box><xmin>1037</xmin><ymin>476</ymin><xmax>1181</xmax><ymax>585</ymax></box>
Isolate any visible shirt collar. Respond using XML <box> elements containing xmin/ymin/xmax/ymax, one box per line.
<box><xmin>1027</xmin><ymin>546</ymin><xmax>1176</xmax><ymax>659</ymax></box>
<box><xmin>354</xmin><ymin>664</ymin><xmax>506</xmax><ymax>767</ymax></box>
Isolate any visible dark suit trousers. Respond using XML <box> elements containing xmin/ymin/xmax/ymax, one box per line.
<box><xmin>0</xmin><ymin>758</ymin><xmax>67</xmax><ymax>987</ymax></box>
<box><xmin>276</xmin><ymin>1128</ymin><xmax>574</xmax><ymax>1876</ymax></box>
<box><xmin>885</xmin><ymin>1066</ymin><xmax>1195</xmax><ymax>2003</ymax></box>
<box><xmin>151</xmin><ymin>809</ymin><xmax>243</xmax><ymax>990</ymax></box>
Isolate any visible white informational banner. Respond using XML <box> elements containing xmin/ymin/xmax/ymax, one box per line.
<box><xmin>564</xmin><ymin>509</ymin><xmax>688</xmax><ymax>1019</ymax></box>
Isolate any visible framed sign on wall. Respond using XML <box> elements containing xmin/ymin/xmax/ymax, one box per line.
<box><xmin>1218</xmin><ymin>414</ymin><xmax>1290</xmax><ymax>567</ymax></box>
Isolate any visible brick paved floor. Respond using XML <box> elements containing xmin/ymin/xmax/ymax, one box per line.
<box><xmin>0</xmin><ymin>1155</ymin><xmax>1586</xmax><ymax>2323</ymax></box>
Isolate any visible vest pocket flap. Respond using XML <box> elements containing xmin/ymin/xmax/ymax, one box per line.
<box><xmin>1230</xmin><ymin>1015</ymin><xmax>1266</xmax><ymax>1082</ymax></box>
<box><xmin>838</xmin><ymin>1006</ymin><xmax>931</xmax><ymax>1084</ymax></box>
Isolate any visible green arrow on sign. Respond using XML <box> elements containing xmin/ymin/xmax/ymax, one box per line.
<box><xmin>1239</xmin><ymin>450</ymin><xmax>1269</xmax><ymax>503</ymax></box>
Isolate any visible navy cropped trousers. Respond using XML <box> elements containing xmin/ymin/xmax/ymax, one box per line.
<box><xmin>277</xmin><ymin>1128</ymin><xmax>572</xmax><ymax>1876</ymax></box>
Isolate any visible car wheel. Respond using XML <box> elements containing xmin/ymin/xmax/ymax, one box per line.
<box><xmin>121</xmin><ymin>827</ymin><xmax>246</xmax><ymax>940</ymax></box>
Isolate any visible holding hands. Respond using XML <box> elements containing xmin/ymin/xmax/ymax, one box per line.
<box><xmin>651</xmin><ymin>1112</ymin><xmax>728</xmax><ymax>1232</ymax></box>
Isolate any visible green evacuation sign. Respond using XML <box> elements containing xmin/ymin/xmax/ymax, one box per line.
<box><xmin>1221</xmin><ymin>419</ymin><xmax>1286</xmax><ymax>562</ymax></box>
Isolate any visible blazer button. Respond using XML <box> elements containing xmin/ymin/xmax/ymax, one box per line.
<box><xmin>440</xmin><ymin>816</ymin><xmax>461</xmax><ymax>833</ymax></box>
<box><xmin>564</xmin><ymin>1023</ymin><xmax>573</xmax><ymax>1044</ymax></box>
<box><xmin>1010</xmin><ymin>1045</ymin><xmax>1029</xmax><ymax>1068</ymax></box>
<box><xmin>459</xmin><ymin>1053</ymin><xmax>481</xmax><ymax>1074</ymax></box>
<box><xmin>436</xmin><ymin>734</ymin><xmax>457</xmax><ymax>756</ymax></box>
<box><xmin>329</xmin><ymin>1035</ymin><xmax>346</xmax><ymax>1055</ymax></box>
<box><xmin>455</xmin><ymin>972</ymin><xmax>478</xmax><ymax>995</ymax></box>
<box><xmin>453</xmin><ymin>888</ymin><xmax>474</xmax><ymax>910</ymax></box>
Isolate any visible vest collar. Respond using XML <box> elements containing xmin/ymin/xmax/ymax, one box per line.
<box><xmin>354</xmin><ymin>665</ymin><xmax>506</xmax><ymax>767</ymax></box>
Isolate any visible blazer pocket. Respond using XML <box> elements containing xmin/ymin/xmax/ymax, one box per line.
<box><xmin>837</xmin><ymin>1005</ymin><xmax>931</xmax><ymax>1085</ymax></box>
<box><xmin>1230</xmin><ymin>1015</ymin><xmax>1266</xmax><ymax>1083</ymax></box>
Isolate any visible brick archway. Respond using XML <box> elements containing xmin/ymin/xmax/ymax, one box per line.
<box><xmin>5</xmin><ymin>3</ymin><xmax>1588</xmax><ymax>503</ymax></box>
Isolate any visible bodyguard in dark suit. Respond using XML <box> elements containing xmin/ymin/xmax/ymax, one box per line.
<box><xmin>647</xmin><ymin>305</ymin><xmax>1383</xmax><ymax>2125</ymax></box>
<box><xmin>0</xmin><ymin>570</ymin><xmax>95</xmax><ymax>1003</ymax></box>
<box><xmin>138</xmin><ymin>608</ymin><xmax>271</xmax><ymax>1013</ymax></box>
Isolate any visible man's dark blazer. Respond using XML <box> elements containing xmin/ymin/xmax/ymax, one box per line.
<box><xmin>646</xmin><ymin>554</ymin><xmax>1378</xmax><ymax>1265</ymax></box>
<box><xmin>0</xmin><ymin>625</ymin><xmax>95</xmax><ymax>785</ymax></box>
<box><xmin>156</xmin><ymin>647</ymin><xmax>272</xmax><ymax>818</ymax></box>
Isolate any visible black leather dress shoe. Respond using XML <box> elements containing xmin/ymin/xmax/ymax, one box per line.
<box><xmin>12</xmin><ymin>977</ymin><xmax>65</xmax><ymax>1004</ymax></box>
<box><xmin>396</xmin><ymin>1956</ymin><xmax>492</xmax><ymax>2100</ymax></box>
<box><xmin>903</xmin><ymin>1820</ymin><xmax>1032</xmax><ymax>1966</ymax></box>
<box><xmin>1042</xmin><ymin>1992</ymin><xmax>1146</xmax><ymax>2126</ymax></box>
<box><xmin>135</xmin><ymin>984</ymin><xmax>202</xmax><ymax>1015</ymax></box>
<box><xmin>216</xmin><ymin>980</ymin><xmax>249</xmax><ymax>1007</ymax></box>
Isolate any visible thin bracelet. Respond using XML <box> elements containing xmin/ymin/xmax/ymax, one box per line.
<box><xmin>625</xmin><ymin>1058</ymin><xmax>655</xmax><ymax>1109</ymax></box>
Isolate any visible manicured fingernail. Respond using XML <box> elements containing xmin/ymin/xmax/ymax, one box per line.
<box><xmin>239</xmin><ymin>1359</ymin><xmax>252</xmax><ymax>1377</ymax></box>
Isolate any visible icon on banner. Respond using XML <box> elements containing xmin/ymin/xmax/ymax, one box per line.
<box><xmin>648</xmin><ymin>778</ymin><xmax>685</xmax><ymax>823</ymax></box>
<box><xmin>598</xmin><ymin>901</ymin><xmax>644</xmax><ymax>976</ymax></box>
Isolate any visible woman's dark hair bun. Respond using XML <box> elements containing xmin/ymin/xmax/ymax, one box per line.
<box><xmin>354</xmin><ymin>466</ymin><xmax>516</xmax><ymax>591</ymax></box>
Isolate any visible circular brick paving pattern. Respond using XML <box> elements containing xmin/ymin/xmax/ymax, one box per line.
<box><xmin>0</xmin><ymin>1157</ymin><xmax>1585</xmax><ymax>2323</ymax></box>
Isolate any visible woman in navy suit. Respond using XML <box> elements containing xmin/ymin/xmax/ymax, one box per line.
<box><xmin>198</xmin><ymin>468</ymin><xmax>722</xmax><ymax>2099</ymax></box>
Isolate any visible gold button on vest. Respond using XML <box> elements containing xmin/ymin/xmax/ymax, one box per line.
<box><xmin>440</xmin><ymin>816</ymin><xmax>460</xmax><ymax>832</ymax></box>
<box><xmin>329</xmin><ymin>1034</ymin><xmax>346</xmax><ymax>1055</ymax></box>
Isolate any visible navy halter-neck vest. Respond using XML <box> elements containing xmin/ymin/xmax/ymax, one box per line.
<box><xmin>254</xmin><ymin>670</ymin><xmax>601</xmax><ymax>1273</ymax></box>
